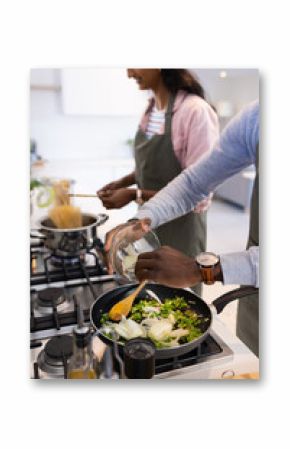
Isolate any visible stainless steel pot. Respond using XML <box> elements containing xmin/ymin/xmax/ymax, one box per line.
<box><xmin>31</xmin><ymin>213</ymin><xmax>108</xmax><ymax>257</ymax></box>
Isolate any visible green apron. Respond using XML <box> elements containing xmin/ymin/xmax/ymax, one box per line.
<box><xmin>134</xmin><ymin>95</ymin><xmax>206</xmax><ymax>296</ymax></box>
<box><xmin>236</xmin><ymin>145</ymin><xmax>259</xmax><ymax>356</ymax></box>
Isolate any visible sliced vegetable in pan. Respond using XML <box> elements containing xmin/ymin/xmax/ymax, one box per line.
<box><xmin>100</xmin><ymin>297</ymin><xmax>208</xmax><ymax>349</ymax></box>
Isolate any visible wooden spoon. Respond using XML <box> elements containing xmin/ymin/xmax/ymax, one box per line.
<box><xmin>108</xmin><ymin>280</ymin><xmax>147</xmax><ymax>321</ymax></box>
<box><xmin>68</xmin><ymin>193</ymin><xmax>99</xmax><ymax>198</ymax></box>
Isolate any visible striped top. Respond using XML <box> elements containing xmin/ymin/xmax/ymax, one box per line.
<box><xmin>145</xmin><ymin>105</ymin><xmax>165</xmax><ymax>139</ymax></box>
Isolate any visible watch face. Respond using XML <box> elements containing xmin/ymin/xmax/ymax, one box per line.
<box><xmin>196</xmin><ymin>252</ymin><xmax>219</xmax><ymax>267</ymax></box>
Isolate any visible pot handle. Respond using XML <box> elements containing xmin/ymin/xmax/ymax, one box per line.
<box><xmin>95</xmin><ymin>213</ymin><xmax>109</xmax><ymax>226</ymax></box>
<box><xmin>212</xmin><ymin>286</ymin><xmax>258</xmax><ymax>314</ymax></box>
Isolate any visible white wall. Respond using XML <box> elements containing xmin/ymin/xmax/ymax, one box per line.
<box><xmin>30</xmin><ymin>68</ymin><xmax>144</xmax><ymax>161</ymax></box>
<box><xmin>30</xmin><ymin>89</ymin><xmax>139</xmax><ymax>160</ymax></box>
<box><xmin>193</xmin><ymin>69</ymin><xmax>259</xmax><ymax>111</ymax></box>
<box><xmin>61</xmin><ymin>68</ymin><xmax>147</xmax><ymax>116</ymax></box>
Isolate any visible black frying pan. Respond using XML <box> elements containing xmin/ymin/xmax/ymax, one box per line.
<box><xmin>90</xmin><ymin>283</ymin><xmax>258</xmax><ymax>359</ymax></box>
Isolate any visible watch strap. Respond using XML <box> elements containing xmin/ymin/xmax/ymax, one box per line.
<box><xmin>199</xmin><ymin>266</ymin><xmax>216</xmax><ymax>285</ymax></box>
<box><xmin>196</xmin><ymin>253</ymin><xmax>220</xmax><ymax>285</ymax></box>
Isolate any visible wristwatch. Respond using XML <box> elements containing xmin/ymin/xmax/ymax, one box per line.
<box><xmin>136</xmin><ymin>188</ymin><xmax>144</xmax><ymax>206</ymax></box>
<box><xmin>195</xmin><ymin>252</ymin><xmax>220</xmax><ymax>285</ymax></box>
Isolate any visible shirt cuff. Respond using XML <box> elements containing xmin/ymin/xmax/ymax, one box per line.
<box><xmin>220</xmin><ymin>247</ymin><xmax>259</xmax><ymax>287</ymax></box>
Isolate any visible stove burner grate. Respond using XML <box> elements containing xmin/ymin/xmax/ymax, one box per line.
<box><xmin>50</xmin><ymin>255</ymin><xmax>84</xmax><ymax>268</ymax></box>
<box><xmin>30</xmin><ymin>244</ymin><xmax>107</xmax><ymax>286</ymax></box>
<box><xmin>154</xmin><ymin>335</ymin><xmax>223</xmax><ymax>374</ymax></box>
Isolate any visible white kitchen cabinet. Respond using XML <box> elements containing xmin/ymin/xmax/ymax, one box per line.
<box><xmin>61</xmin><ymin>68</ymin><xmax>147</xmax><ymax>116</ymax></box>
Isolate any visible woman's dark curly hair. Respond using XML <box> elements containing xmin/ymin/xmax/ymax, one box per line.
<box><xmin>160</xmin><ymin>69</ymin><xmax>205</xmax><ymax>99</ymax></box>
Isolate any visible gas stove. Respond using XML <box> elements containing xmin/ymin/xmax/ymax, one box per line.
<box><xmin>30</xmin><ymin>240</ymin><xmax>259</xmax><ymax>380</ymax></box>
<box><xmin>30</xmin><ymin>238</ymin><xmax>119</xmax><ymax>339</ymax></box>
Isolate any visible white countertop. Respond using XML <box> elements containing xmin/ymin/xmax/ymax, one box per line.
<box><xmin>156</xmin><ymin>316</ymin><xmax>259</xmax><ymax>380</ymax></box>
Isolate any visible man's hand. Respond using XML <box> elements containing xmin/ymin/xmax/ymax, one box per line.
<box><xmin>98</xmin><ymin>188</ymin><xmax>135</xmax><ymax>209</ymax></box>
<box><xmin>135</xmin><ymin>246</ymin><xmax>203</xmax><ymax>288</ymax></box>
<box><xmin>104</xmin><ymin>219</ymin><xmax>151</xmax><ymax>274</ymax></box>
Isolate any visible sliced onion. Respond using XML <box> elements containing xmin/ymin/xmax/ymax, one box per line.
<box><xmin>148</xmin><ymin>320</ymin><xmax>173</xmax><ymax>341</ymax></box>
<box><xmin>114</xmin><ymin>317</ymin><xmax>145</xmax><ymax>340</ymax></box>
<box><xmin>170</xmin><ymin>328</ymin><xmax>189</xmax><ymax>339</ymax></box>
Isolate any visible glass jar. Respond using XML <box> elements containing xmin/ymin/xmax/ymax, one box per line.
<box><xmin>109</xmin><ymin>223</ymin><xmax>160</xmax><ymax>281</ymax></box>
<box><xmin>67</xmin><ymin>325</ymin><xmax>99</xmax><ymax>379</ymax></box>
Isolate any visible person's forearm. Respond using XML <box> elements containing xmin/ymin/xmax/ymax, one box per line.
<box><xmin>136</xmin><ymin>101</ymin><xmax>258</xmax><ymax>228</ymax></box>
<box><xmin>135</xmin><ymin>150</ymin><xmax>252</xmax><ymax>228</ymax></box>
<box><xmin>220</xmin><ymin>246</ymin><xmax>259</xmax><ymax>287</ymax></box>
<box><xmin>119</xmin><ymin>171</ymin><xmax>136</xmax><ymax>187</ymax></box>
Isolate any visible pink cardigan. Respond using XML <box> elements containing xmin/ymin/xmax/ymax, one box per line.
<box><xmin>139</xmin><ymin>90</ymin><xmax>219</xmax><ymax>170</ymax></box>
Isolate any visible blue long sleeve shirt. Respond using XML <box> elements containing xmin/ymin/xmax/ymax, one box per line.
<box><xmin>136</xmin><ymin>100</ymin><xmax>259</xmax><ymax>287</ymax></box>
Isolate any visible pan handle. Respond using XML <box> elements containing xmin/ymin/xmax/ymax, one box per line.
<box><xmin>212</xmin><ymin>286</ymin><xmax>258</xmax><ymax>314</ymax></box>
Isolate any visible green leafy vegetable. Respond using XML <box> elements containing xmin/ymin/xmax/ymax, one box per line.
<box><xmin>101</xmin><ymin>296</ymin><xmax>205</xmax><ymax>349</ymax></box>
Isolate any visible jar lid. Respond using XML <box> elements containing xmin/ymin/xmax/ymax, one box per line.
<box><xmin>73</xmin><ymin>325</ymin><xmax>91</xmax><ymax>348</ymax></box>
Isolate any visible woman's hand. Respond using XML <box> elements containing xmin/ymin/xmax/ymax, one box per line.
<box><xmin>98</xmin><ymin>188</ymin><xmax>136</xmax><ymax>209</ymax></box>
<box><xmin>97</xmin><ymin>172</ymin><xmax>136</xmax><ymax>196</ymax></box>
<box><xmin>103</xmin><ymin>218</ymin><xmax>151</xmax><ymax>273</ymax></box>
<box><xmin>97</xmin><ymin>180</ymin><xmax>124</xmax><ymax>194</ymax></box>
<box><xmin>135</xmin><ymin>246</ymin><xmax>203</xmax><ymax>288</ymax></box>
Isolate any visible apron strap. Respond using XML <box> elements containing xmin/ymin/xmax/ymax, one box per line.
<box><xmin>164</xmin><ymin>94</ymin><xmax>176</xmax><ymax>134</ymax></box>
